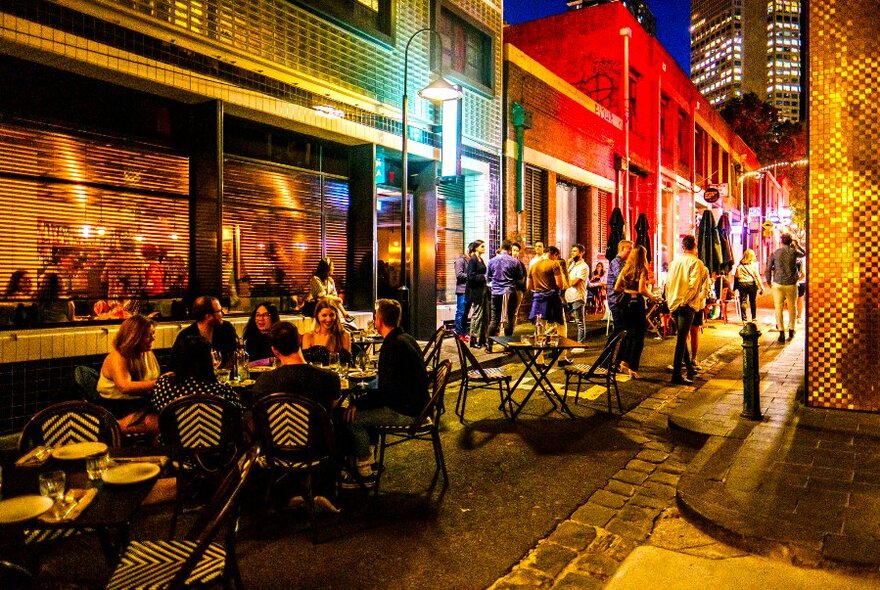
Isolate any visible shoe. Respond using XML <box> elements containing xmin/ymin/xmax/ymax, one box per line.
<box><xmin>671</xmin><ymin>376</ymin><xmax>694</xmax><ymax>385</ymax></box>
<box><xmin>470</xmin><ymin>339</ymin><xmax>481</xmax><ymax>349</ymax></box>
<box><xmin>314</xmin><ymin>495</ymin><xmax>341</xmax><ymax>513</ymax></box>
<box><xmin>558</xmin><ymin>358</ymin><xmax>574</xmax><ymax>367</ymax></box>
<box><xmin>778</xmin><ymin>333</ymin><xmax>786</xmax><ymax>343</ymax></box>
<box><xmin>629</xmin><ymin>370</ymin><xmax>640</xmax><ymax>379</ymax></box>
<box><xmin>666</xmin><ymin>364</ymin><xmax>675</xmax><ymax>371</ymax></box>
<box><xmin>788</xmin><ymin>330</ymin><xmax>794</xmax><ymax>339</ymax></box>
<box><xmin>338</xmin><ymin>470</ymin><xmax>376</xmax><ymax>490</ymax></box>
<box><xmin>570</xmin><ymin>347</ymin><xmax>586</xmax><ymax>354</ymax></box>
<box><xmin>692</xmin><ymin>362</ymin><xmax>703</xmax><ymax>372</ymax></box>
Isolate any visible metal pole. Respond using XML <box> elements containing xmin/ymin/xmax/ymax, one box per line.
<box><xmin>620</xmin><ymin>27</ymin><xmax>631</xmax><ymax>235</ymax></box>
<box><xmin>740</xmin><ymin>321</ymin><xmax>762</xmax><ymax>420</ymax></box>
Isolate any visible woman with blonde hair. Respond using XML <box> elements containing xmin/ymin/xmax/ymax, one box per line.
<box><xmin>734</xmin><ymin>248</ymin><xmax>764</xmax><ymax>323</ymax></box>
<box><xmin>97</xmin><ymin>314</ymin><xmax>160</xmax><ymax>434</ymax></box>
<box><xmin>613</xmin><ymin>245</ymin><xmax>654</xmax><ymax>379</ymax></box>
<box><xmin>302</xmin><ymin>298</ymin><xmax>352</xmax><ymax>366</ymax></box>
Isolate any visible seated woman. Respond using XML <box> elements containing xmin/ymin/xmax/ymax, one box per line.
<box><xmin>151</xmin><ymin>335</ymin><xmax>239</xmax><ymax>413</ymax></box>
<box><xmin>308</xmin><ymin>257</ymin><xmax>354</xmax><ymax>324</ymax></box>
<box><xmin>97</xmin><ymin>315</ymin><xmax>160</xmax><ymax>435</ymax></box>
<box><xmin>243</xmin><ymin>302</ymin><xmax>280</xmax><ymax>363</ymax></box>
<box><xmin>301</xmin><ymin>299</ymin><xmax>352</xmax><ymax>366</ymax></box>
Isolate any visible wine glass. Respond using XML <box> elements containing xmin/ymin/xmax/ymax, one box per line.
<box><xmin>211</xmin><ymin>349</ymin><xmax>223</xmax><ymax>370</ymax></box>
<box><xmin>39</xmin><ymin>470</ymin><xmax>66</xmax><ymax>512</ymax></box>
<box><xmin>328</xmin><ymin>352</ymin><xmax>339</xmax><ymax>371</ymax></box>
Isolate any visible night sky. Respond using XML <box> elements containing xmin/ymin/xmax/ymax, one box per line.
<box><xmin>503</xmin><ymin>0</ymin><xmax>692</xmax><ymax>74</ymax></box>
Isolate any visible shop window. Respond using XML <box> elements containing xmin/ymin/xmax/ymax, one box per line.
<box><xmin>438</xmin><ymin>6</ymin><xmax>494</xmax><ymax>91</ymax></box>
<box><xmin>436</xmin><ymin>178</ymin><xmax>465</xmax><ymax>304</ymax></box>
<box><xmin>0</xmin><ymin>122</ymin><xmax>189</xmax><ymax>327</ymax></box>
<box><xmin>222</xmin><ymin>158</ymin><xmax>349</xmax><ymax>313</ymax></box>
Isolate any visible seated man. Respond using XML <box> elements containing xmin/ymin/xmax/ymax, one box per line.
<box><xmin>251</xmin><ymin>321</ymin><xmax>341</xmax><ymax>414</ymax></box>
<box><xmin>170</xmin><ymin>296</ymin><xmax>238</xmax><ymax>369</ymax></box>
<box><xmin>342</xmin><ymin>298</ymin><xmax>429</xmax><ymax>488</ymax></box>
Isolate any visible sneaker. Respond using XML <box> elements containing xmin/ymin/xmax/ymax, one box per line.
<box><xmin>671</xmin><ymin>376</ymin><xmax>694</xmax><ymax>385</ymax></box>
<box><xmin>778</xmin><ymin>333</ymin><xmax>786</xmax><ymax>343</ymax></box>
<box><xmin>338</xmin><ymin>470</ymin><xmax>376</xmax><ymax>490</ymax></box>
<box><xmin>788</xmin><ymin>330</ymin><xmax>794</xmax><ymax>339</ymax></box>
<box><xmin>692</xmin><ymin>361</ymin><xmax>703</xmax><ymax>372</ymax></box>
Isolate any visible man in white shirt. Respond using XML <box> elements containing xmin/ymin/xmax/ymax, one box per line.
<box><xmin>665</xmin><ymin>235</ymin><xmax>709</xmax><ymax>385</ymax></box>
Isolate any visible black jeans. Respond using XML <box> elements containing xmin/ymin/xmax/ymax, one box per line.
<box><xmin>621</xmin><ymin>297</ymin><xmax>647</xmax><ymax>371</ymax></box>
<box><xmin>672</xmin><ymin>306</ymin><xmax>696</xmax><ymax>379</ymax></box>
<box><xmin>737</xmin><ymin>283</ymin><xmax>758</xmax><ymax>321</ymax></box>
<box><xmin>488</xmin><ymin>292</ymin><xmax>517</xmax><ymax>337</ymax></box>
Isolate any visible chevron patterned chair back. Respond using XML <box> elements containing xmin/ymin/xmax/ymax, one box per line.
<box><xmin>252</xmin><ymin>394</ymin><xmax>336</xmax><ymax>543</ymax></box>
<box><xmin>159</xmin><ymin>395</ymin><xmax>244</xmax><ymax>538</ymax></box>
<box><xmin>421</xmin><ymin>326</ymin><xmax>446</xmax><ymax>372</ymax></box>
<box><xmin>562</xmin><ymin>330</ymin><xmax>628</xmax><ymax>414</ymax></box>
<box><xmin>453</xmin><ymin>336</ymin><xmax>513</xmax><ymax>424</ymax></box>
<box><xmin>106</xmin><ymin>445</ymin><xmax>259</xmax><ymax>590</ymax></box>
<box><xmin>373</xmin><ymin>359</ymin><xmax>452</xmax><ymax>494</ymax></box>
<box><xmin>19</xmin><ymin>400</ymin><xmax>122</xmax><ymax>452</ymax></box>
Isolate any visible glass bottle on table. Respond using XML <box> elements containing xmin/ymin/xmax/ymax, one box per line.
<box><xmin>234</xmin><ymin>339</ymin><xmax>249</xmax><ymax>382</ymax></box>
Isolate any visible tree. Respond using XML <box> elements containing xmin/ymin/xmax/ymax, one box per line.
<box><xmin>719</xmin><ymin>93</ymin><xmax>779</xmax><ymax>164</ymax></box>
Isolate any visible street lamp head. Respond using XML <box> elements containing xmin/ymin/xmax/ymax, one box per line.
<box><xmin>418</xmin><ymin>77</ymin><xmax>463</xmax><ymax>102</ymax></box>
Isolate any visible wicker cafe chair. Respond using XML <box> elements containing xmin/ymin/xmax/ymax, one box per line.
<box><xmin>454</xmin><ymin>335</ymin><xmax>512</xmax><ymax>423</ymax></box>
<box><xmin>252</xmin><ymin>393</ymin><xmax>336</xmax><ymax>544</ymax></box>
<box><xmin>562</xmin><ymin>331</ymin><xmax>628</xmax><ymax>414</ymax></box>
<box><xmin>106</xmin><ymin>445</ymin><xmax>259</xmax><ymax>590</ymax></box>
<box><xmin>373</xmin><ymin>359</ymin><xmax>451</xmax><ymax>494</ymax></box>
<box><xmin>421</xmin><ymin>326</ymin><xmax>447</xmax><ymax>413</ymax></box>
<box><xmin>18</xmin><ymin>400</ymin><xmax>123</xmax><ymax>452</ymax></box>
<box><xmin>159</xmin><ymin>395</ymin><xmax>244</xmax><ymax>538</ymax></box>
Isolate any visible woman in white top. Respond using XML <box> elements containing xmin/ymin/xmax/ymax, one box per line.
<box><xmin>309</xmin><ymin>257</ymin><xmax>352</xmax><ymax>322</ymax></box>
<box><xmin>97</xmin><ymin>315</ymin><xmax>160</xmax><ymax>434</ymax></box>
<box><xmin>735</xmin><ymin>249</ymin><xmax>765</xmax><ymax>323</ymax></box>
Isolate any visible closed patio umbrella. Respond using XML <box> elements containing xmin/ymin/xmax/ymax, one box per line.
<box><xmin>634</xmin><ymin>212</ymin><xmax>652</xmax><ymax>261</ymax></box>
<box><xmin>697</xmin><ymin>209</ymin><xmax>723</xmax><ymax>276</ymax></box>
<box><xmin>605</xmin><ymin>207</ymin><xmax>625</xmax><ymax>261</ymax></box>
<box><xmin>716</xmin><ymin>213</ymin><xmax>734</xmax><ymax>269</ymax></box>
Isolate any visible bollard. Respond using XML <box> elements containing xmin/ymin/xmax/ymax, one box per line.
<box><xmin>740</xmin><ymin>321</ymin><xmax>762</xmax><ymax>420</ymax></box>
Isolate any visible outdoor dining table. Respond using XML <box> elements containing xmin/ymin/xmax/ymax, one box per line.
<box><xmin>491</xmin><ymin>335</ymin><xmax>585</xmax><ymax>420</ymax></box>
<box><xmin>0</xmin><ymin>447</ymin><xmax>168</xmax><ymax>568</ymax></box>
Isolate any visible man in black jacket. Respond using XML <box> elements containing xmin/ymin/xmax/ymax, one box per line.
<box><xmin>343</xmin><ymin>298</ymin><xmax>428</xmax><ymax>488</ymax></box>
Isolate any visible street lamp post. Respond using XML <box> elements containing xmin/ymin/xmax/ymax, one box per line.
<box><xmin>399</xmin><ymin>27</ymin><xmax>462</xmax><ymax>328</ymax></box>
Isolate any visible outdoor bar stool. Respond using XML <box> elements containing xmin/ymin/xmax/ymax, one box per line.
<box><xmin>563</xmin><ymin>331</ymin><xmax>627</xmax><ymax>414</ymax></box>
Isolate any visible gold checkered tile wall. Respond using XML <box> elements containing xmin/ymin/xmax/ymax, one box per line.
<box><xmin>808</xmin><ymin>1</ymin><xmax>880</xmax><ymax>410</ymax></box>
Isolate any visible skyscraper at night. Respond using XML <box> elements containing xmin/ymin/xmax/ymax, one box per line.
<box><xmin>690</xmin><ymin>0</ymin><xmax>802</xmax><ymax>122</ymax></box>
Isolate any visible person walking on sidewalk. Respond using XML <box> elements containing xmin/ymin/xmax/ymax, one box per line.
<box><xmin>606</xmin><ymin>240</ymin><xmax>634</xmax><ymax>342</ymax></box>
<box><xmin>453</xmin><ymin>246</ymin><xmax>471</xmax><ymax>336</ymax></box>
<box><xmin>734</xmin><ymin>248</ymin><xmax>764</xmax><ymax>323</ymax></box>
<box><xmin>613</xmin><ymin>245</ymin><xmax>654</xmax><ymax>379</ymax></box>
<box><xmin>665</xmin><ymin>235</ymin><xmax>709</xmax><ymax>385</ymax></box>
<box><xmin>766</xmin><ymin>234</ymin><xmax>805</xmax><ymax>343</ymax></box>
<box><xmin>487</xmin><ymin>240</ymin><xmax>524</xmax><ymax>341</ymax></box>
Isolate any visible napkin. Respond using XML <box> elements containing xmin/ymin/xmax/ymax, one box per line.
<box><xmin>38</xmin><ymin>488</ymin><xmax>98</xmax><ymax>523</ymax></box>
<box><xmin>16</xmin><ymin>446</ymin><xmax>52</xmax><ymax>468</ymax></box>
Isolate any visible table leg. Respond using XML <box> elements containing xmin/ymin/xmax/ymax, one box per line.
<box><xmin>508</xmin><ymin>349</ymin><xmax>574</xmax><ymax>419</ymax></box>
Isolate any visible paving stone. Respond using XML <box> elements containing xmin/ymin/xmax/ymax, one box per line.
<box><xmin>628</xmin><ymin>493</ymin><xmax>671</xmax><ymax>510</ymax></box>
<box><xmin>640</xmin><ymin>481</ymin><xmax>677</xmax><ymax>501</ymax></box>
<box><xmin>616</xmin><ymin>504</ymin><xmax>660</xmax><ymax>526</ymax></box>
<box><xmin>588</xmin><ymin>489</ymin><xmax>628</xmax><ymax>509</ymax></box>
<box><xmin>614</xmin><ymin>472</ymin><xmax>650</xmax><ymax>490</ymax></box>
<box><xmin>605</xmin><ymin>516</ymin><xmax>652</xmax><ymax>542</ymax></box>
<box><xmin>495</xmin><ymin>567</ymin><xmax>554</xmax><ymax>589</ymax></box>
<box><xmin>823</xmin><ymin>534</ymin><xmax>880</xmax><ymax>566</ymax></box>
<box><xmin>604</xmin><ymin>479</ymin><xmax>636</xmax><ymax>497</ymax></box>
<box><xmin>570</xmin><ymin>503</ymin><xmax>615</xmax><ymax>528</ymax></box>
<box><xmin>548</xmin><ymin>521</ymin><xmax>599</xmax><ymax>552</ymax></box>
<box><xmin>528</xmin><ymin>542</ymin><xmax>578</xmax><ymax>578</ymax></box>
<box><xmin>573</xmin><ymin>551</ymin><xmax>621</xmax><ymax>577</ymax></box>
<box><xmin>626</xmin><ymin>459</ymin><xmax>658</xmax><ymax>473</ymax></box>
<box><xmin>648</xmin><ymin>470</ymin><xmax>681</xmax><ymax>487</ymax></box>
<box><xmin>551</xmin><ymin>572</ymin><xmax>604</xmax><ymax>590</ymax></box>
<box><xmin>636</xmin><ymin>449</ymin><xmax>669</xmax><ymax>463</ymax></box>
<box><xmin>587</xmin><ymin>529</ymin><xmax>636</xmax><ymax>561</ymax></box>
<box><xmin>656</xmin><ymin>461</ymin><xmax>687</xmax><ymax>475</ymax></box>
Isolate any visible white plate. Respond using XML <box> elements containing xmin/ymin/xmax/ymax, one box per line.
<box><xmin>102</xmin><ymin>462</ymin><xmax>161</xmax><ymax>485</ymax></box>
<box><xmin>348</xmin><ymin>370</ymin><xmax>377</xmax><ymax>379</ymax></box>
<box><xmin>0</xmin><ymin>495</ymin><xmax>55</xmax><ymax>524</ymax></box>
<box><xmin>51</xmin><ymin>442</ymin><xmax>109</xmax><ymax>461</ymax></box>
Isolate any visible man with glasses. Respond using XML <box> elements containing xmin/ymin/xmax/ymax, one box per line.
<box><xmin>170</xmin><ymin>295</ymin><xmax>238</xmax><ymax>369</ymax></box>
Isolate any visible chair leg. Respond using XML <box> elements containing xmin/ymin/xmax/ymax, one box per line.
<box><xmin>374</xmin><ymin>432</ymin><xmax>388</xmax><ymax>495</ymax></box>
<box><xmin>430</xmin><ymin>427</ymin><xmax>448</xmax><ymax>489</ymax></box>
<box><xmin>457</xmin><ymin>386</ymin><xmax>469</xmax><ymax>424</ymax></box>
<box><xmin>613</xmin><ymin>376</ymin><xmax>623</xmax><ymax>413</ymax></box>
<box><xmin>306</xmin><ymin>472</ymin><xmax>319</xmax><ymax>544</ymax></box>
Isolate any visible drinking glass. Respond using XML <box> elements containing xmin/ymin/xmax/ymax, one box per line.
<box><xmin>328</xmin><ymin>352</ymin><xmax>339</xmax><ymax>371</ymax></box>
<box><xmin>216</xmin><ymin>369</ymin><xmax>231</xmax><ymax>384</ymax></box>
<box><xmin>211</xmin><ymin>349</ymin><xmax>223</xmax><ymax>370</ymax></box>
<box><xmin>86</xmin><ymin>454</ymin><xmax>110</xmax><ymax>481</ymax></box>
<box><xmin>39</xmin><ymin>470</ymin><xmax>66</xmax><ymax>506</ymax></box>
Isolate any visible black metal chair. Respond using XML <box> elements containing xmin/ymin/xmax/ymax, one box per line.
<box><xmin>159</xmin><ymin>395</ymin><xmax>244</xmax><ymax>538</ymax></box>
<box><xmin>454</xmin><ymin>335</ymin><xmax>512</xmax><ymax>423</ymax></box>
<box><xmin>562</xmin><ymin>331</ymin><xmax>628</xmax><ymax>414</ymax></box>
<box><xmin>19</xmin><ymin>400</ymin><xmax>123</xmax><ymax>452</ymax></box>
<box><xmin>0</xmin><ymin>560</ymin><xmax>33</xmax><ymax>590</ymax></box>
<box><xmin>421</xmin><ymin>326</ymin><xmax>446</xmax><ymax>373</ymax></box>
<box><xmin>105</xmin><ymin>445</ymin><xmax>259</xmax><ymax>590</ymax></box>
<box><xmin>252</xmin><ymin>393</ymin><xmax>336</xmax><ymax>543</ymax></box>
<box><xmin>74</xmin><ymin>365</ymin><xmax>153</xmax><ymax>447</ymax></box>
<box><xmin>373</xmin><ymin>359</ymin><xmax>451</xmax><ymax>494</ymax></box>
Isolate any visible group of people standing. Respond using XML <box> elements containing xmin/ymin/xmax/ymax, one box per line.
<box><xmin>453</xmin><ymin>238</ymin><xmax>604</xmax><ymax>365</ymax></box>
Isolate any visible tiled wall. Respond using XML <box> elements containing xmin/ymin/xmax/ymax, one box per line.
<box><xmin>807</xmin><ymin>1</ymin><xmax>880</xmax><ymax>410</ymax></box>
